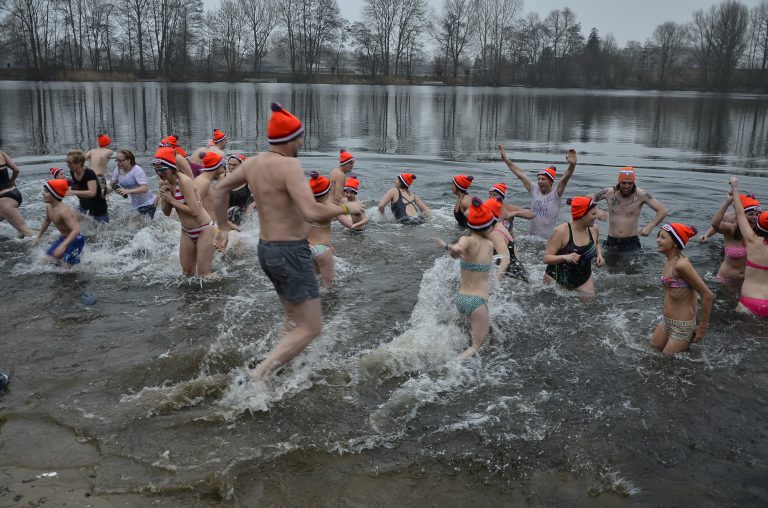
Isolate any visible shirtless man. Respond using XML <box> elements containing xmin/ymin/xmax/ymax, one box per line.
<box><xmin>329</xmin><ymin>149</ymin><xmax>355</xmax><ymax>204</ymax></box>
<box><xmin>499</xmin><ymin>144</ymin><xmax>577</xmax><ymax>240</ymax></box>
<box><xmin>592</xmin><ymin>167</ymin><xmax>667</xmax><ymax>252</ymax></box>
<box><xmin>189</xmin><ymin>129</ymin><xmax>228</xmax><ymax>167</ymax></box>
<box><xmin>34</xmin><ymin>179</ymin><xmax>85</xmax><ymax>268</ymax></box>
<box><xmin>194</xmin><ymin>151</ymin><xmax>227</xmax><ymax>220</ymax></box>
<box><xmin>85</xmin><ymin>133</ymin><xmax>113</xmax><ymax>196</ymax></box>
<box><xmin>210</xmin><ymin>103</ymin><xmax>361</xmax><ymax>380</ymax></box>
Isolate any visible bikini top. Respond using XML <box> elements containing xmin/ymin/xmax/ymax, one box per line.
<box><xmin>660</xmin><ymin>276</ymin><xmax>691</xmax><ymax>289</ymax></box>
<box><xmin>746</xmin><ymin>259</ymin><xmax>768</xmax><ymax>270</ymax></box>
<box><xmin>724</xmin><ymin>244</ymin><xmax>747</xmax><ymax>260</ymax></box>
<box><xmin>460</xmin><ymin>260</ymin><xmax>492</xmax><ymax>272</ymax></box>
<box><xmin>174</xmin><ymin>183</ymin><xmax>186</xmax><ymax>204</ymax></box>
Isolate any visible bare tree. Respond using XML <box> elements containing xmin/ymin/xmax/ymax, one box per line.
<box><xmin>433</xmin><ymin>0</ymin><xmax>476</xmax><ymax>79</ymax></box>
<box><xmin>745</xmin><ymin>1</ymin><xmax>768</xmax><ymax>86</ymax></box>
<box><xmin>1</xmin><ymin>0</ymin><xmax>56</xmax><ymax>70</ymax></box>
<box><xmin>542</xmin><ymin>7</ymin><xmax>583</xmax><ymax>85</ymax></box>
<box><xmin>238</xmin><ymin>0</ymin><xmax>277</xmax><ymax>74</ymax></box>
<box><xmin>118</xmin><ymin>0</ymin><xmax>150</xmax><ymax>71</ymax></box>
<box><xmin>210</xmin><ymin>0</ymin><xmax>247</xmax><ymax>75</ymax></box>
<box><xmin>275</xmin><ymin>0</ymin><xmax>342</xmax><ymax>79</ymax></box>
<box><xmin>474</xmin><ymin>0</ymin><xmax>522</xmax><ymax>85</ymax></box>
<box><xmin>690</xmin><ymin>0</ymin><xmax>749</xmax><ymax>89</ymax></box>
<box><xmin>350</xmin><ymin>20</ymin><xmax>380</xmax><ymax>77</ymax></box>
<box><xmin>651</xmin><ymin>21</ymin><xmax>687</xmax><ymax>87</ymax></box>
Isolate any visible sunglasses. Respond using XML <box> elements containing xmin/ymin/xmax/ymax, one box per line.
<box><xmin>154</xmin><ymin>166</ymin><xmax>170</xmax><ymax>174</ymax></box>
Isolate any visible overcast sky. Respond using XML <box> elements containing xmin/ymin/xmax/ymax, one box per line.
<box><xmin>204</xmin><ymin>0</ymin><xmax>766</xmax><ymax>47</ymax></box>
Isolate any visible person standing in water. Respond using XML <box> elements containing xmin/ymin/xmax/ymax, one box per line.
<box><xmin>210</xmin><ymin>103</ymin><xmax>361</xmax><ymax>380</ymax></box>
<box><xmin>154</xmin><ymin>147</ymin><xmax>216</xmax><ymax>277</ymax></box>
<box><xmin>434</xmin><ymin>198</ymin><xmax>496</xmax><ymax>359</ymax></box>
<box><xmin>650</xmin><ymin>223</ymin><xmax>714</xmax><ymax>354</ymax></box>
<box><xmin>84</xmin><ymin>133</ymin><xmax>113</xmax><ymax>197</ymax></box>
<box><xmin>543</xmin><ymin>196</ymin><xmax>605</xmax><ymax>295</ymax></box>
<box><xmin>329</xmin><ymin>149</ymin><xmax>355</xmax><ymax>204</ymax></box>
<box><xmin>225</xmin><ymin>154</ymin><xmax>254</xmax><ymax>226</ymax></box>
<box><xmin>34</xmin><ymin>179</ymin><xmax>85</xmax><ymax>268</ymax></box>
<box><xmin>0</xmin><ymin>149</ymin><xmax>35</xmax><ymax>237</ymax></box>
<box><xmin>729</xmin><ymin>177</ymin><xmax>768</xmax><ymax>318</ymax></box>
<box><xmin>194</xmin><ymin>151</ymin><xmax>227</xmax><ymax>222</ymax></box>
<box><xmin>483</xmin><ymin>197</ymin><xmax>529</xmax><ymax>282</ymax></box>
<box><xmin>592</xmin><ymin>167</ymin><xmax>668</xmax><ymax>253</ymax></box>
<box><xmin>451</xmin><ymin>174</ymin><xmax>474</xmax><ymax>228</ymax></box>
<box><xmin>377</xmin><ymin>173</ymin><xmax>431</xmax><ymax>225</ymax></box>
<box><xmin>498</xmin><ymin>145</ymin><xmax>577</xmax><ymax>240</ymax></box>
<box><xmin>702</xmin><ymin>193</ymin><xmax>761</xmax><ymax>286</ymax></box>
<box><xmin>66</xmin><ymin>149</ymin><xmax>109</xmax><ymax>223</ymax></box>
<box><xmin>306</xmin><ymin>171</ymin><xmax>350</xmax><ymax>286</ymax></box>
<box><xmin>111</xmin><ymin>149</ymin><xmax>156</xmax><ymax>218</ymax></box>
<box><xmin>342</xmin><ymin>175</ymin><xmax>368</xmax><ymax>231</ymax></box>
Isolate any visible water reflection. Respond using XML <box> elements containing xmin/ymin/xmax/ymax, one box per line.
<box><xmin>0</xmin><ymin>81</ymin><xmax>766</xmax><ymax>173</ymax></box>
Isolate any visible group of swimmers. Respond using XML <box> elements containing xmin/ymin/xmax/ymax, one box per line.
<box><xmin>1</xmin><ymin>101</ymin><xmax>766</xmax><ymax>379</ymax></box>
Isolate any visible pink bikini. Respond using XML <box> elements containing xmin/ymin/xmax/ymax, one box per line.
<box><xmin>740</xmin><ymin>258</ymin><xmax>768</xmax><ymax>318</ymax></box>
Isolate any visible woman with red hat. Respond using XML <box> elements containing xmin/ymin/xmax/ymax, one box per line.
<box><xmin>451</xmin><ymin>174</ymin><xmax>474</xmax><ymax>228</ymax></box>
<box><xmin>377</xmin><ymin>173</ymin><xmax>431</xmax><ymax>225</ymax></box>
<box><xmin>701</xmin><ymin>193</ymin><xmax>762</xmax><ymax>286</ymax></box>
<box><xmin>434</xmin><ymin>197</ymin><xmax>496</xmax><ymax>358</ymax></box>
<box><xmin>543</xmin><ymin>196</ymin><xmax>605</xmax><ymax>294</ymax></box>
<box><xmin>730</xmin><ymin>177</ymin><xmax>768</xmax><ymax>318</ymax></box>
<box><xmin>651</xmin><ymin>222</ymin><xmax>714</xmax><ymax>353</ymax></box>
<box><xmin>154</xmin><ymin>147</ymin><xmax>216</xmax><ymax>277</ymax></box>
<box><xmin>0</xmin><ymin>149</ymin><xmax>35</xmax><ymax>237</ymax></box>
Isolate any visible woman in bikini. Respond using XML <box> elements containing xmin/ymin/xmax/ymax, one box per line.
<box><xmin>704</xmin><ymin>193</ymin><xmax>761</xmax><ymax>286</ymax></box>
<box><xmin>543</xmin><ymin>196</ymin><xmax>605</xmax><ymax>295</ymax></box>
<box><xmin>451</xmin><ymin>174</ymin><xmax>474</xmax><ymax>228</ymax></box>
<box><xmin>730</xmin><ymin>177</ymin><xmax>768</xmax><ymax>318</ymax></box>
<box><xmin>154</xmin><ymin>147</ymin><xmax>216</xmax><ymax>277</ymax></box>
<box><xmin>434</xmin><ymin>198</ymin><xmax>496</xmax><ymax>359</ymax></box>
<box><xmin>377</xmin><ymin>173</ymin><xmax>430</xmax><ymax>225</ymax></box>
<box><xmin>650</xmin><ymin>222</ymin><xmax>714</xmax><ymax>353</ymax></box>
<box><xmin>307</xmin><ymin>171</ymin><xmax>351</xmax><ymax>286</ymax></box>
<box><xmin>0</xmin><ymin>149</ymin><xmax>35</xmax><ymax>237</ymax></box>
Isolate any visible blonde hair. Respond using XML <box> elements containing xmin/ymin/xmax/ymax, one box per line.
<box><xmin>67</xmin><ymin>149</ymin><xmax>86</xmax><ymax>166</ymax></box>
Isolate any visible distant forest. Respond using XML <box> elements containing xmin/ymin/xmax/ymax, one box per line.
<box><xmin>1</xmin><ymin>0</ymin><xmax>767</xmax><ymax>91</ymax></box>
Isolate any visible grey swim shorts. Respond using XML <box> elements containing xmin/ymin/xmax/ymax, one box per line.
<box><xmin>258</xmin><ymin>239</ymin><xmax>320</xmax><ymax>304</ymax></box>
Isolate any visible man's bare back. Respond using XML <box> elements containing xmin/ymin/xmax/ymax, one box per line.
<box><xmin>85</xmin><ymin>147</ymin><xmax>113</xmax><ymax>176</ymax></box>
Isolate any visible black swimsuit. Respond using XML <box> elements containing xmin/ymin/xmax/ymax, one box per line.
<box><xmin>454</xmin><ymin>206</ymin><xmax>468</xmax><ymax>228</ymax></box>
<box><xmin>0</xmin><ymin>164</ymin><xmax>22</xmax><ymax>205</ymax></box>
<box><xmin>391</xmin><ymin>188</ymin><xmax>424</xmax><ymax>225</ymax></box>
<box><xmin>228</xmin><ymin>184</ymin><xmax>253</xmax><ymax>225</ymax></box>
<box><xmin>545</xmin><ymin>224</ymin><xmax>597</xmax><ymax>289</ymax></box>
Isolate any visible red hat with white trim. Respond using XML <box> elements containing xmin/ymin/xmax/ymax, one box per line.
<box><xmin>44</xmin><ymin>179</ymin><xmax>69</xmax><ymax>200</ymax></box>
<box><xmin>97</xmin><ymin>133</ymin><xmax>111</xmax><ymax>148</ymax></box>
<box><xmin>489</xmin><ymin>183</ymin><xmax>507</xmax><ymax>199</ymax></box>
<box><xmin>309</xmin><ymin>171</ymin><xmax>331</xmax><ymax>197</ymax></box>
<box><xmin>339</xmin><ymin>149</ymin><xmax>355</xmax><ymax>166</ymax></box>
<box><xmin>212</xmin><ymin>129</ymin><xmax>227</xmax><ymax>144</ymax></box>
<box><xmin>467</xmin><ymin>196</ymin><xmax>496</xmax><ymax>231</ymax></box>
<box><xmin>152</xmin><ymin>147</ymin><xmax>177</xmax><ymax>169</ymax></box>
<box><xmin>538</xmin><ymin>166</ymin><xmax>556</xmax><ymax>183</ymax></box>
<box><xmin>268</xmin><ymin>102</ymin><xmax>304</xmax><ymax>145</ymax></box>
<box><xmin>661</xmin><ymin>223</ymin><xmax>698</xmax><ymax>249</ymax></box>
<box><xmin>756</xmin><ymin>211</ymin><xmax>768</xmax><ymax>236</ymax></box>
<box><xmin>344</xmin><ymin>175</ymin><xmax>360</xmax><ymax>193</ymax></box>
<box><xmin>200</xmin><ymin>151</ymin><xmax>224</xmax><ymax>171</ymax></box>
<box><xmin>618</xmin><ymin>167</ymin><xmax>636</xmax><ymax>183</ymax></box>
<box><xmin>398</xmin><ymin>173</ymin><xmax>415</xmax><ymax>188</ymax></box>
<box><xmin>740</xmin><ymin>194</ymin><xmax>761</xmax><ymax>212</ymax></box>
<box><xmin>49</xmin><ymin>167</ymin><xmax>64</xmax><ymax>178</ymax></box>
<box><xmin>228</xmin><ymin>153</ymin><xmax>246</xmax><ymax>164</ymax></box>
<box><xmin>452</xmin><ymin>174</ymin><xmax>474</xmax><ymax>192</ymax></box>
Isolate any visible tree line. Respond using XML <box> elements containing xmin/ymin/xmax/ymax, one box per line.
<box><xmin>1</xmin><ymin>0</ymin><xmax>767</xmax><ymax>91</ymax></box>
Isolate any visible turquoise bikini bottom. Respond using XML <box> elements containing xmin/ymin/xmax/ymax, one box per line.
<box><xmin>455</xmin><ymin>293</ymin><xmax>488</xmax><ymax>315</ymax></box>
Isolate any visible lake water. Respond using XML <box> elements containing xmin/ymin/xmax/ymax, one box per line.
<box><xmin>1</xmin><ymin>81</ymin><xmax>767</xmax><ymax>507</ymax></box>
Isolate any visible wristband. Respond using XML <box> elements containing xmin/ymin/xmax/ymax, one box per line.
<box><xmin>340</xmin><ymin>203</ymin><xmax>350</xmax><ymax>215</ymax></box>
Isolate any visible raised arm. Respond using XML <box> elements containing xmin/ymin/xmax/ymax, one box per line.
<box><xmin>498</xmin><ymin>144</ymin><xmax>532</xmax><ymax>192</ymax></box>
<box><xmin>639</xmin><ymin>190</ymin><xmax>668</xmax><ymax>236</ymax></box>
<box><xmin>556</xmin><ymin>149</ymin><xmax>577</xmax><ymax>196</ymax></box>
<box><xmin>730</xmin><ymin>177</ymin><xmax>756</xmax><ymax>243</ymax></box>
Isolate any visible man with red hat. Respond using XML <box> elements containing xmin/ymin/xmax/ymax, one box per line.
<box><xmin>329</xmin><ymin>149</ymin><xmax>356</xmax><ymax>205</ymax></box>
<box><xmin>189</xmin><ymin>129</ymin><xmax>228</xmax><ymax>171</ymax></box>
<box><xmin>498</xmin><ymin>144</ymin><xmax>577</xmax><ymax>240</ymax></box>
<box><xmin>592</xmin><ymin>166</ymin><xmax>668</xmax><ymax>252</ymax></box>
<box><xmin>211</xmin><ymin>103</ymin><xmax>362</xmax><ymax>381</ymax></box>
<box><xmin>33</xmin><ymin>179</ymin><xmax>85</xmax><ymax>268</ymax></box>
<box><xmin>84</xmin><ymin>133</ymin><xmax>113</xmax><ymax>198</ymax></box>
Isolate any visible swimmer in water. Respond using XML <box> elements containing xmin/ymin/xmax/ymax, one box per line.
<box><xmin>451</xmin><ymin>174</ymin><xmax>474</xmax><ymax>228</ymax></box>
<box><xmin>342</xmin><ymin>175</ymin><xmax>368</xmax><ymax>231</ymax></box>
<box><xmin>729</xmin><ymin>177</ymin><xmax>768</xmax><ymax>318</ymax></box>
<box><xmin>329</xmin><ymin>149</ymin><xmax>356</xmax><ymax>204</ymax></box>
<box><xmin>434</xmin><ymin>197</ymin><xmax>496</xmax><ymax>358</ymax></box>
<box><xmin>154</xmin><ymin>146</ymin><xmax>216</xmax><ymax>277</ymax></box>
<box><xmin>377</xmin><ymin>173</ymin><xmax>431</xmax><ymax>225</ymax></box>
<box><xmin>591</xmin><ymin>166</ymin><xmax>668</xmax><ymax>253</ymax></box>
<box><xmin>701</xmin><ymin>193</ymin><xmax>761</xmax><ymax>286</ymax></box>
<box><xmin>543</xmin><ymin>196</ymin><xmax>605</xmax><ymax>295</ymax></box>
<box><xmin>498</xmin><ymin>145</ymin><xmax>577</xmax><ymax>240</ymax></box>
<box><xmin>650</xmin><ymin>223</ymin><xmax>714</xmax><ymax>353</ymax></box>
<box><xmin>33</xmin><ymin>179</ymin><xmax>85</xmax><ymax>268</ymax></box>
<box><xmin>0</xmin><ymin>149</ymin><xmax>36</xmax><ymax>237</ymax></box>
<box><xmin>84</xmin><ymin>133</ymin><xmax>113</xmax><ymax>198</ymax></box>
